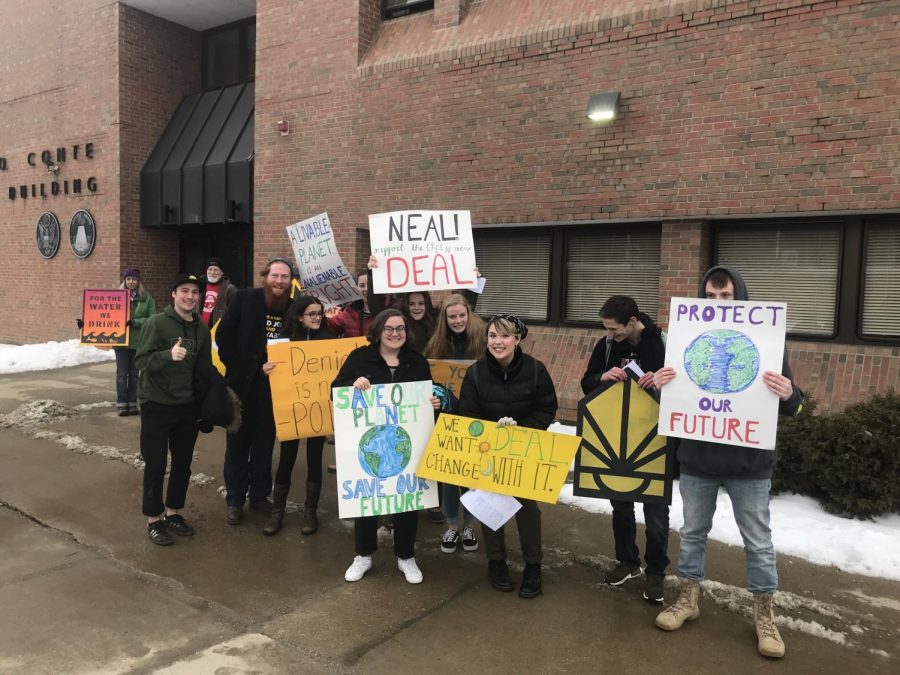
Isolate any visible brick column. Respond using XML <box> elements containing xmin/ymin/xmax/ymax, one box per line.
<box><xmin>434</xmin><ymin>0</ymin><xmax>470</xmax><ymax>29</ymax></box>
<box><xmin>658</xmin><ymin>220</ymin><xmax>711</xmax><ymax>328</ymax></box>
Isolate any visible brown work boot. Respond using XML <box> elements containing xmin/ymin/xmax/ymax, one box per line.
<box><xmin>263</xmin><ymin>483</ymin><xmax>290</xmax><ymax>536</ymax></box>
<box><xmin>226</xmin><ymin>504</ymin><xmax>243</xmax><ymax>525</ymax></box>
<box><xmin>753</xmin><ymin>592</ymin><xmax>786</xmax><ymax>658</ymax></box>
<box><xmin>301</xmin><ymin>481</ymin><xmax>322</xmax><ymax>535</ymax></box>
<box><xmin>655</xmin><ymin>577</ymin><xmax>700</xmax><ymax>631</ymax></box>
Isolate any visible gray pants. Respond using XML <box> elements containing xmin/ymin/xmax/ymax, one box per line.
<box><xmin>481</xmin><ymin>498</ymin><xmax>542</xmax><ymax>564</ymax></box>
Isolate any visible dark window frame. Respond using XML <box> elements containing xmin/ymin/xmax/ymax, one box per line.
<box><xmin>712</xmin><ymin>215</ymin><xmax>900</xmax><ymax>346</ymax></box>
<box><xmin>382</xmin><ymin>0</ymin><xmax>435</xmax><ymax>20</ymax></box>
<box><xmin>202</xmin><ymin>18</ymin><xmax>256</xmax><ymax>91</ymax></box>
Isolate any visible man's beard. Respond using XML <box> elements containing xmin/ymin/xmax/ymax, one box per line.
<box><xmin>263</xmin><ymin>280</ymin><xmax>290</xmax><ymax>311</ymax></box>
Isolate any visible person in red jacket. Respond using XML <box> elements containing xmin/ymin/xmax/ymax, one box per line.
<box><xmin>326</xmin><ymin>270</ymin><xmax>373</xmax><ymax>338</ymax></box>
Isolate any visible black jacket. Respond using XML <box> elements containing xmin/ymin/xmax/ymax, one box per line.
<box><xmin>217</xmin><ymin>287</ymin><xmax>293</xmax><ymax>402</ymax></box>
<box><xmin>282</xmin><ymin>323</ymin><xmax>337</xmax><ymax>342</ymax></box>
<box><xmin>332</xmin><ymin>344</ymin><xmax>432</xmax><ymax>389</ymax></box>
<box><xmin>580</xmin><ymin>312</ymin><xmax>666</xmax><ymax>395</ymax></box>
<box><xmin>458</xmin><ymin>347</ymin><xmax>558</xmax><ymax>430</ymax></box>
<box><xmin>676</xmin><ymin>265</ymin><xmax>804</xmax><ymax>480</ymax></box>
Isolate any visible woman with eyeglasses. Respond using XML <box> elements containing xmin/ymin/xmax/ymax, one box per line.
<box><xmin>458</xmin><ymin>314</ymin><xmax>558</xmax><ymax>599</ymax></box>
<box><xmin>264</xmin><ymin>296</ymin><xmax>336</xmax><ymax>537</ymax></box>
<box><xmin>331</xmin><ymin>308</ymin><xmax>441</xmax><ymax>584</ymax></box>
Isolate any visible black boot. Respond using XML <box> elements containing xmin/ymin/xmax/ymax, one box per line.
<box><xmin>301</xmin><ymin>482</ymin><xmax>322</xmax><ymax>535</ymax></box>
<box><xmin>488</xmin><ymin>560</ymin><xmax>514</xmax><ymax>592</ymax></box>
<box><xmin>263</xmin><ymin>483</ymin><xmax>290</xmax><ymax>536</ymax></box>
<box><xmin>519</xmin><ymin>563</ymin><xmax>543</xmax><ymax>599</ymax></box>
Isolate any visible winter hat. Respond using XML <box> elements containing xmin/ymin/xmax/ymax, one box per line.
<box><xmin>205</xmin><ymin>257</ymin><xmax>225</xmax><ymax>272</ymax></box>
<box><xmin>123</xmin><ymin>266</ymin><xmax>141</xmax><ymax>280</ymax></box>
<box><xmin>171</xmin><ymin>273</ymin><xmax>202</xmax><ymax>292</ymax></box>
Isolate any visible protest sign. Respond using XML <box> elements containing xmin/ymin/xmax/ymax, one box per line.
<box><xmin>658</xmin><ymin>297</ymin><xmax>787</xmax><ymax>450</ymax></box>
<box><xmin>333</xmin><ymin>380</ymin><xmax>438</xmax><ymax>518</ymax></box>
<box><xmin>368</xmin><ymin>210</ymin><xmax>477</xmax><ymax>293</ymax></box>
<box><xmin>574</xmin><ymin>375</ymin><xmax>673</xmax><ymax>505</ymax></box>
<box><xmin>268</xmin><ymin>337</ymin><xmax>368</xmax><ymax>441</ymax></box>
<box><xmin>428</xmin><ymin>359</ymin><xmax>475</xmax><ymax>399</ymax></box>
<box><xmin>286</xmin><ymin>212</ymin><xmax>363</xmax><ymax>309</ymax></box>
<box><xmin>80</xmin><ymin>289</ymin><xmax>129</xmax><ymax>346</ymax></box>
<box><xmin>417</xmin><ymin>414</ymin><xmax>581</xmax><ymax>504</ymax></box>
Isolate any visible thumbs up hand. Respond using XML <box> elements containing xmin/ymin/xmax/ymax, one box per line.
<box><xmin>171</xmin><ymin>336</ymin><xmax>187</xmax><ymax>361</ymax></box>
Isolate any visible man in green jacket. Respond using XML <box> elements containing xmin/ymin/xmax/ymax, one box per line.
<box><xmin>135</xmin><ymin>274</ymin><xmax>212</xmax><ymax>546</ymax></box>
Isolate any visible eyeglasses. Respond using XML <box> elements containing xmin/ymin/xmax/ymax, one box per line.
<box><xmin>382</xmin><ymin>326</ymin><xmax>407</xmax><ymax>335</ymax></box>
<box><xmin>303</xmin><ymin>311</ymin><xmax>324</xmax><ymax>318</ymax></box>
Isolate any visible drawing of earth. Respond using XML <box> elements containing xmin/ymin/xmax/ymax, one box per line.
<box><xmin>358</xmin><ymin>425</ymin><xmax>412</xmax><ymax>479</ymax></box>
<box><xmin>684</xmin><ymin>329</ymin><xmax>759</xmax><ymax>394</ymax></box>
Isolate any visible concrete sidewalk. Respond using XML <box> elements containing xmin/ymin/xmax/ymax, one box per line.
<box><xmin>1</xmin><ymin>362</ymin><xmax>897</xmax><ymax>674</ymax></box>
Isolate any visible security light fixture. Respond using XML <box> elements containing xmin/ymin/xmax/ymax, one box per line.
<box><xmin>586</xmin><ymin>92</ymin><xmax>621</xmax><ymax>123</ymax></box>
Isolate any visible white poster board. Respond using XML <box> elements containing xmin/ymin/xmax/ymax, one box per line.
<box><xmin>286</xmin><ymin>212</ymin><xmax>363</xmax><ymax>309</ymax></box>
<box><xmin>333</xmin><ymin>380</ymin><xmax>438</xmax><ymax>518</ymax></box>
<box><xmin>658</xmin><ymin>298</ymin><xmax>787</xmax><ymax>450</ymax></box>
<box><xmin>368</xmin><ymin>210</ymin><xmax>477</xmax><ymax>293</ymax></box>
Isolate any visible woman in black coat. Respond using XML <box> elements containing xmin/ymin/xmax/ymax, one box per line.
<box><xmin>264</xmin><ymin>296</ymin><xmax>336</xmax><ymax>537</ymax></box>
<box><xmin>332</xmin><ymin>308</ymin><xmax>440</xmax><ymax>584</ymax></box>
<box><xmin>458</xmin><ymin>314</ymin><xmax>558</xmax><ymax>599</ymax></box>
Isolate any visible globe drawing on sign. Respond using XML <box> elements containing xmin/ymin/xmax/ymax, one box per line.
<box><xmin>684</xmin><ymin>329</ymin><xmax>760</xmax><ymax>394</ymax></box>
<box><xmin>358</xmin><ymin>425</ymin><xmax>412</xmax><ymax>479</ymax></box>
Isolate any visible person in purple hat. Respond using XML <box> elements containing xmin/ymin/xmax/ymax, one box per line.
<box><xmin>115</xmin><ymin>266</ymin><xmax>156</xmax><ymax>416</ymax></box>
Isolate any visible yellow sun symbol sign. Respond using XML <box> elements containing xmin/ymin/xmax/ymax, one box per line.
<box><xmin>574</xmin><ymin>376</ymin><xmax>673</xmax><ymax>504</ymax></box>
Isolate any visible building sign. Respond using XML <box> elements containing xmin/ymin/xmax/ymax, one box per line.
<box><xmin>36</xmin><ymin>212</ymin><xmax>61</xmax><ymax>259</ymax></box>
<box><xmin>4</xmin><ymin>142</ymin><xmax>98</xmax><ymax>202</ymax></box>
<box><xmin>69</xmin><ymin>210</ymin><xmax>96</xmax><ymax>258</ymax></box>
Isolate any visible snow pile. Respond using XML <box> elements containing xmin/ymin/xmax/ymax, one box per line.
<box><xmin>0</xmin><ymin>340</ymin><xmax>114</xmax><ymax>374</ymax></box>
<box><xmin>0</xmin><ymin>399</ymin><xmax>73</xmax><ymax>431</ymax></box>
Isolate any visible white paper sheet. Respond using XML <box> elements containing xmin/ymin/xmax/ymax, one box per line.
<box><xmin>623</xmin><ymin>360</ymin><xmax>645</xmax><ymax>378</ymax></box>
<box><xmin>460</xmin><ymin>489</ymin><xmax>522</xmax><ymax>531</ymax></box>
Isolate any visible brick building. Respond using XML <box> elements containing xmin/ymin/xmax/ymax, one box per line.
<box><xmin>1</xmin><ymin>0</ymin><xmax>897</xmax><ymax>419</ymax></box>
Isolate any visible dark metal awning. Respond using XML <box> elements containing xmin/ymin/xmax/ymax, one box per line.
<box><xmin>140</xmin><ymin>82</ymin><xmax>254</xmax><ymax>227</ymax></box>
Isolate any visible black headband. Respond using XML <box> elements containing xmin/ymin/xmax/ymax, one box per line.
<box><xmin>487</xmin><ymin>314</ymin><xmax>528</xmax><ymax>340</ymax></box>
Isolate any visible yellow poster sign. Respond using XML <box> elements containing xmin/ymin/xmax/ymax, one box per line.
<box><xmin>416</xmin><ymin>414</ymin><xmax>581</xmax><ymax>504</ymax></box>
<box><xmin>574</xmin><ymin>376</ymin><xmax>674</xmax><ymax>504</ymax></box>
<box><xmin>428</xmin><ymin>359</ymin><xmax>475</xmax><ymax>398</ymax></box>
<box><xmin>268</xmin><ymin>337</ymin><xmax>368</xmax><ymax>440</ymax></box>
<box><xmin>210</xmin><ymin>318</ymin><xmax>225</xmax><ymax>375</ymax></box>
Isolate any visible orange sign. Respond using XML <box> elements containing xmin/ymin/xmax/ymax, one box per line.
<box><xmin>81</xmin><ymin>289</ymin><xmax>130</xmax><ymax>346</ymax></box>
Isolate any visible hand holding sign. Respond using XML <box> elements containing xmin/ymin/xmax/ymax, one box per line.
<box><xmin>763</xmin><ymin>371</ymin><xmax>793</xmax><ymax>401</ymax></box>
<box><xmin>171</xmin><ymin>337</ymin><xmax>187</xmax><ymax>361</ymax></box>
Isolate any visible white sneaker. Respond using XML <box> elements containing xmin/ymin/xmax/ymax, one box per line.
<box><xmin>397</xmin><ymin>556</ymin><xmax>423</xmax><ymax>584</ymax></box>
<box><xmin>344</xmin><ymin>555</ymin><xmax>373</xmax><ymax>582</ymax></box>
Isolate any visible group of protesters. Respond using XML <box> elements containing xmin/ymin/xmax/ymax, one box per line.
<box><xmin>111</xmin><ymin>252</ymin><xmax>802</xmax><ymax>660</ymax></box>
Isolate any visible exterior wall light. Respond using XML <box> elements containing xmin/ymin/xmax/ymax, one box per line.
<box><xmin>586</xmin><ymin>92</ymin><xmax>621</xmax><ymax>123</ymax></box>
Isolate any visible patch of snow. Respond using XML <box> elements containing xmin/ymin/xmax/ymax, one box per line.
<box><xmin>0</xmin><ymin>340</ymin><xmax>114</xmax><ymax>374</ymax></box>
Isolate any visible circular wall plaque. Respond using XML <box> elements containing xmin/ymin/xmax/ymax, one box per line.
<box><xmin>69</xmin><ymin>209</ymin><xmax>96</xmax><ymax>258</ymax></box>
<box><xmin>36</xmin><ymin>212</ymin><xmax>61</xmax><ymax>259</ymax></box>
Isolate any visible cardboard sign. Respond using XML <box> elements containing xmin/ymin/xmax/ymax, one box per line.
<box><xmin>575</xmin><ymin>375</ymin><xmax>673</xmax><ymax>505</ymax></box>
<box><xmin>268</xmin><ymin>337</ymin><xmax>368</xmax><ymax>441</ymax></box>
<box><xmin>287</xmin><ymin>212</ymin><xmax>364</xmax><ymax>309</ymax></box>
<box><xmin>658</xmin><ymin>297</ymin><xmax>787</xmax><ymax>450</ymax></box>
<box><xmin>369</xmin><ymin>210</ymin><xmax>477</xmax><ymax>293</ymax></box>
<box><xmin>333</xmin><ymin>380</ymin><xmax>438</xmax><ymax>518</ymax></box>
<box><xmin>416</xmin><ymin>414</ymin><xmax>581</xmax><ymax>504</ymax></box>
<box><xmin>428</xmin><ymin>359</ymin><xmax>475</xmax><ymax>399</ymax></box>
<box><xmin>80</xmin><ymin>289</ymin><xmax>129</xmax><ymax>346</ymax></box>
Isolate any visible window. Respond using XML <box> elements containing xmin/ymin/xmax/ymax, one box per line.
<box><xmin>861</xmin><ymin>222</ymin><xmax>900</xmax><ymax>338</ymax></box>
<box><xmin>565</xmin><ymin>227</ymin><xmax>660</xmax><ymax>322</ymax></box>
<box><xmin>383</xmin><ymin>0</ymin><xmax>435</xmax><ymax>19</ymax></box>
<box><xmin>203</xmin><ymin>20</ymin><xmax>255</xmax><ymax>90</ymax></box>
<box><xmin>472</xmin><ymin>230</ymin><xmax>552</xmax><ymax>322</ymax></box>
<box><xmin>715</xmin><ymin>223</ymin><xmax>842</xmax><ymax>337</ymax></box>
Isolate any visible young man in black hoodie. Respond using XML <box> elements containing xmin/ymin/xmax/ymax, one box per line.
<box><xmin>581</xmin><ymin>295</ymin><xmax>670</xmax><ymax>603</ymax></box>
<box><xmin>653</xmin><ymin>266</ymin><xmax>803</xmax><ymax>660</ymax></box>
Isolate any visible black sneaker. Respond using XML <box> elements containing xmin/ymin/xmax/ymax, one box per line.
<box><xmin>643</xmin><ymin>573</ymin><xmax>665</xmax><ymax>603</ymax></box>
<box><xmin>519</xmin><ymin>563</ymin><xmax>543</xmax><ymax>599</ymax></box>
<box><xmin>461</xmin><ymin>526</ymin><xmax>479</xmax><ymax>552</ymax></box>
<box><xmin>147</xmin><ymin>520</ymin><xmax>174</xmax><ymax>546</ymax></box>
<box><xmin>117</xmin><ymin>408</ymin><xmax>129</xmax><ymax>417</ymax></box>
<box><xmin>427</xmin><ymin>507</ymin><xmax>446</xmax><ymax>525</ymax></box>
<box><xmin>440</xmin><ymin>528</ymin><xmax>460</xmax><ymax>553</ymax></box>
<box><xmin>488</xmin><ymin>560</ymin><xmax>514</xmax><ymax>592</ymax></box>
<box><xmin>604</xmin><ymin>561</ymin><xmax>643</xmax><ymax>586</ymax></box>
<box><xmin>164</xmin><ymin>514</ymin><xmax>194</xmax><ymax>537</ymax></box>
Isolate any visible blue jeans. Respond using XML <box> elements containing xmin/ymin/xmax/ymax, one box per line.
<box><xmin>442</xmin><ymin>483</ymin><xmax>474</xmax><ymax>526</ymax></box>
<box><xmin>677</xmin><ymin>474</ymin><xmax>777</xmax><ymax>593</ymax></box>
<box><xmin>114</xmin><ymin>348</ymin><xmax>138</xmax><ymax>409</ymax></box>
<box><xmin>610</xmin><ymin>500</ymin><xmax>670</xmax><ymax>577</ymax></box>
